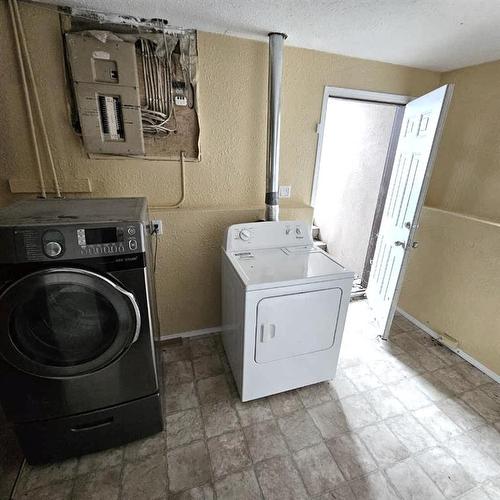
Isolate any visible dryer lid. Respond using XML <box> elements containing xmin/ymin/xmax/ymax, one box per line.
<box><xmin>230</xmin><ymin>246</ymin><xmax>352</xmax><ymax>287</ymax></box>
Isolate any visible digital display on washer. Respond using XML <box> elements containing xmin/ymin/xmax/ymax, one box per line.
<box><xmin>84</xmin><ymin>227</ymin><xmax>118</xmax><ymax>245</ymax></box>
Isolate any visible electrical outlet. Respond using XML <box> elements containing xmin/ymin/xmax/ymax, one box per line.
<box><xmin>279</xmin><ymin>185</ymin><xmax>291</xmax><ymax>198</ymax></box>
<box><xmin>151</xmin><ymin>219</ymin><xmax>163</xmax><ymax>235</ymax></box>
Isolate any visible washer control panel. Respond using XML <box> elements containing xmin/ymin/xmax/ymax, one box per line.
<box><xmin>76</xmin><ymin>224</ymin><xmax>142</xmax><ymax>257</ymax></box>
<box><xmin>14</xmin><ymin>223</ymin><xmax>145</xmax><ymax>262</ymax></box>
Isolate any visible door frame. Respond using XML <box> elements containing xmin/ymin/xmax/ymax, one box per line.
<box><xmin>311</xmin><ymin>86</ymin><xmax>413</xmax><ymax>208</ymax></box>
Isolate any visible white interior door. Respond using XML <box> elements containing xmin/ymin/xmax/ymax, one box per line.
<box><xmin>367</xmin><ymin>84</ymin><xmax>453</xmax><ymax>338</ymax></box>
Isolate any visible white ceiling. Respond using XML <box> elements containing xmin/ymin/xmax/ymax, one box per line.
<box><xmin>40</xmin><ymin>0</ymin><xmax>500</xmax><ymax>71</ymax></box>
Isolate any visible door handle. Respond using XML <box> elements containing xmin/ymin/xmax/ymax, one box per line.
<box><xmin>394</xmin><ymin>241</ymin><xmax>406</xmax><ymax>248</ymax></box>
<box><xmin>260</xmin><ymin>324</ymin><xmax>276</xmax><ymax>343</ymax></box>
<box><xmin>411</xmin><ymin>241</ymin><xmax>419</xmax><ymax>248</ymax></box>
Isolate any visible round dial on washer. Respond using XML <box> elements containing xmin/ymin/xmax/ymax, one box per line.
<box><xmin>42</xmin><ymin>229</ymin><xmax>65</xmax><ymax>258</ymax></box>
<box><xmin>44</xmin><ymin>241</ymin><xmax>62</xmax><ymax>258</ymax></box>
<box><xmin>239</xmin><ymin>229</ymin><xmax>251</xmax><ymax>241</ymax></box>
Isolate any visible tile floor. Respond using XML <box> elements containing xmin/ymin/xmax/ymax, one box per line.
<box><xmin>3</xmin><ymin>299</ymin><xmax>500</xmax><ymax>499</ymax></box>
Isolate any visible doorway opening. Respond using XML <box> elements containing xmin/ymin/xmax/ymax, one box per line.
<box><xmin>312</xmin><ymin>90</ymin><xmax>406</xmax><ymax>294</ymax></box>
<box><xmin>312</xmin><ymin>85</ymin><xmax>452</xmax><ymax>339</ymax></box>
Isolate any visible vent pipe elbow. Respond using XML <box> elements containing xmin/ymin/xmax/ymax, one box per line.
<box><xmin>265</xmin><ymin>32</ymin><xmax>287</xmax><ymax>221</ymax></box>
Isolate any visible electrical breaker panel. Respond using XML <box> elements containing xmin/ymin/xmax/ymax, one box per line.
<box><xmin>65</xmin><ymin>34</ymin><xmax>145</xmax><ymax>155</ymax></box>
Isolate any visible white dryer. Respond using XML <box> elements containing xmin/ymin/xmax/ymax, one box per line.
<box><xmin>222</xmin><ymin>221</ymin><xmax>354</xmax><ymax>401</ymax></box>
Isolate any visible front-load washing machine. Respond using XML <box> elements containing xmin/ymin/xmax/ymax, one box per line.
<box><xmin>0</xmin><ymin>198</ymin><xmax>163</xmax><ymax>464</ymax></box>
<box><xmin>222</xmin><ymin>221</ymin><xmax>354</xmax><ymax>401</ymax></box>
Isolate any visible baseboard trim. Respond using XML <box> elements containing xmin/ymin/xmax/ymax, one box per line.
<box><xmin>160</xmin><ymin>326</ymin><xmax>221</xmax><ymax>342</ymax></box>
<box><xmin>397</xmin><ymin>308</ymin><xmax>500</xmax><ymax>384</ymax></box>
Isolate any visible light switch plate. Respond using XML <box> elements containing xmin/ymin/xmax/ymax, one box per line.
<box><xmin>279</xmin><ymin>185</ymin><xmax>291</xmax><ymax>198</ymax></box>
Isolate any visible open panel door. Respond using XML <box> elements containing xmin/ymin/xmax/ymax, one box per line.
<box><xmin>367</xmin><ymin>84</ymin><xmax>454</xmax><ymax>339</ymax></box>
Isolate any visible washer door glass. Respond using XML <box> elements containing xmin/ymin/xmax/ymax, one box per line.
<box><xmin>0</xmin><ymin>268</ymin><xmax>141</xmax><ymax>377</ymax></box>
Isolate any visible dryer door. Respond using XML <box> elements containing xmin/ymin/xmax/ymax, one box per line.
<box><xmin>254</xmin><ymin>287</ymin><xmax>342</xmax><ymax>363</ymax></box>
<box><xmin>0</xmin><ymin>268</ymin><xmax>141</xmax><ymax>377</ymax></box>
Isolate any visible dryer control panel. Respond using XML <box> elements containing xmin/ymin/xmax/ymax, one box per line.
<box><xmin>225</xmin><ymin>221</ymin><xmax>312</xmax><ymax>252</ymax></box>
<box><xmin>13</xmin><ymin>223</ymin><xmax>145</xmax><ymax>262</ymax></box>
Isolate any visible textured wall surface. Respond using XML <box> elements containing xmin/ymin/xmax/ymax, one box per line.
<box><xmin>0</xmin><ymin>2</ymin><xmax>442</xmax><ymax>335</ymax></box>
<box><xmin>427</xmin><ymin>60</ymin><xmax>500</xmax><ymax>221</ymax></box>
<box><xmin>314</xmin><ymin>99</ymin><xmax>397</xmax><ymax>276</ymax></box>
<box><xmin>400</xmin><ymin>208</ymin><xmax>500</xmax><ymax>374</ymax></box>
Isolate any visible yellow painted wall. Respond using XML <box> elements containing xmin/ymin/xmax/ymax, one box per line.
<box><xmin>0</xmin><ymin>2</ymin><xmax>441</xmax><ymax>335</ymax></box>
<box><xmin>400</xmin><ymin>60</ymin><xmax>500</xmax><ymax>375</ymax></box>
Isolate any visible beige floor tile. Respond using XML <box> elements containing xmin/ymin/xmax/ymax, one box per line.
<box><xmin>72</xmin><ymin>466</ymin><xmax>121</xmax><ymax>500</ymax></box>
<box><xmin>166</xmin><ymin>382</ymin><xmax>199</xmax><ymax>413</ymax></box>
<box><xmin>124</xmin><ymin>432</ymin><xmax>165</xmax><ymax>462</ymax></box>
<box><xmin>349</xmin><ymin>470</ymin><xmax>399</xmax><ymax>500</ymax></box>
<box><xmin>267</xmin><ymin>390</ymin><xmax>303</xmax><ymax>417</ymax></box>
<box><xmin>434</xmin><ymin>366</ymin><xmax>475</xmax><ymax>395</ymax></box>
<box><xmin>166</xmin><ymin>408</ymin><xmax>204</xmax><ymax>449</ymax></box>
<box><xmin>385</xmin><ymin>457</ymin><xmax>445</xmax><ymax>499</ymax></box>
<box><xmin>384</xmin><ymin>412</ymin><xmax>437</xmax><ymax>453</ymax></box>
<box><xmin>336</xmin><ymin>394</ymin><xmax>379</xmax><ymax>429</ymax></box>
<box><xmin>342</xmin><ymin>365</ymin><xmax>383</xmax><ymax>392</ymax></box>
<box><xmin>444</xmin><ymin>434</ymin><xmax>500</xmax><ymax>483</ymax></box>
<box><xmin>483</xmin><ymin>476</ymin><xmax>500</xmax><ymax>499</ymax></box>
<box><xmin>189</xmin><ymin>337</ymin><xmax>219</xmax><ymax>359</ymax></box>
<box><xmin>214</xmin><ymin>468</ymin><xmax>262</xmax><ymax>500</ymax></box>
<box><xmin>165</xmin><ymin>360</ymin><xmax>194</xmax><ymax>386</ymax></box>
<box><xmin>467</xmin><ymin>425</ymin><xmax>500</xmax><ymax>463</ymax></box>
<box><xmin>121</xmin><ymin>453</ymin><xmax>167</xmax><ymax>500</ymax></box>
<box><xmin>412</xmin><ymin>404</ymin><xmax>464</xmax><ymax>442</ymax></box>
<box><xmin>415</xmin><ymin>447</ymin><xmax>476</xmax><ymax>497</ymax></box>
<box><xmin>201</xmin><ymin>400</ymin><xmax>240</xmax><ymax>438</ymax></box>
<box><xmin>388</xmin><ymin>378</ymin><xmax>431</xmax><ymax>410</ymax></box>
<box><xmin>255</xmin><ymin>456</ymin><xmax>307</xmax><ymax>500</ymax></box>
<box><xmin>454</xmin><ymin>361</ymin><xmax>494</xmax><ymax>387</ymax></box>
<box><xmin>207</xmin><ymin>430</ymin><xmax>251</xmax><ymax>479</ymax></box>
<box><xmin>436</xmin><ymin>397</ymin><xmax>486</xmax><ymax>431</ymax></box>
<box><xmin>243</xmin><ymin>419</ymin><xmax>288</xmax><ymax>463</ymax></box>
<box><xmin>193</xmin><ymin>354</ymin><xmax>224</xmax><ymax>380</ymax></box>
<box><xmin>411</xmin><ymin>372</ymin><xmax>455</xmax><ymax>402</ymax></box>
<box><xmin>456</xmin><ymin>487</ymin><xmax>492</xmax><ymax>500</ymax></box>
<box><xmin>13</xmin><ymin>480</ymin><xmax>73</xmax><ymax>500</ymax></box>
<box><xmin>234</xmin><ymin>398</ymin><xmax>273</xmax><ymax>427</ymax></box>
<box><xmin>328</xmin><ymin>372</ymin><xmax>359</xmax><ymax>399</ymax></box>
<box><xmin>315</xmin><ymin>482</ymin><xmax>355</xmax><ymax>500</ymax></box>
<box><xmin>358</xmin><ymin>423</ymin><xmax>409</xmax><ymax>467</ymax></box>
<box><xmin>293</xmin><ymin>442</ymin><xmax>344</xmax><ymax>496</ymax></box>
<box><xmin>167</xmin><ymin>441</ymin><xmax>211</xmax><ymax>493</ymax></box>
<box><xmin>326</xmin><ymin>432</ymin><xmax>377</xmax><ymax>480</ymax></box>
<box><xmin>363</xmin><ymin>386</ymin><xmax>405</xmax><ymax>419</ymax></box>
<box><xmin>297</xmin><ymin>382</ymin><xmax>333</xmax><ymax>407</ymax></box>
<box><xmin>169</xmin><ymin>484</ymin><xmax>214</xmax><ymax>499</ymax></box>
<box><xmin>308</xmin><ymin>401</ymin><xmax>349</xmax><ymax>439</ymax></box>
<box><xmin>278</xmin><ymin>410</ymin><xmax>323</xmax><ymax>451</ymax></box>
<box><xmin>480</xmin><ymin>382</ymin><xmax>500</xmax><ymax>404</ymax></box>
<box><xmin>16</xmin><ymin>458</ymin><xmax>78</xmax><ymax>494</ymax></box>
<box><xmin>76</xmin><ymin>447</ymin><xmax>123</xmax><ymax>475</ymax></box>
<box><xmin>462</xmin><ymin>389</ymin><xmax>500</xmax><ymax>423</ymax></box>
<box><xmin>196</xmin><ymin>375</ymin><xmax>231</xmax><ymax>405</ymax></box>
<box><xmin>162</xmin><ymin>343</ymin><xmax>191</xmax><ymax>364</ymax></box>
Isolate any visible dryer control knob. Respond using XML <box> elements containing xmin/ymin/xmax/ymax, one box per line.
<box><xmin>44</xmin><ymin>241</ymin><xmax>62</xmax><ymax>258</ymax></box>
<box><xmin>239</xmin><ymin>229</ymin><xmax>251</xmax><ymax>241</ymax></box>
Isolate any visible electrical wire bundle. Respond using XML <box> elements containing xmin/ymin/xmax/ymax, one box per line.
<box><xmin>139</xmin><ymin>38</ymin><xmax>177</xmax><ymax>135</ymax></box>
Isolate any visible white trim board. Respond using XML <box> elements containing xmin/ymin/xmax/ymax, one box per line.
<box><xmin>397</xmin><ymin>308</ymin><xmax>500</xmax><ymax>384</ymax></box>
<box><xmin>160</xmin><ymin>326</ymin><xmax>221</xmax><ymax>341</ymax></box>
